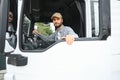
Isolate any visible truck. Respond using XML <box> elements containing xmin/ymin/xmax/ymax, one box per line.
<box><xmin>0</xmin><ymin>0</ymin><xmax>120</xmax><ymax>80</ymax></box>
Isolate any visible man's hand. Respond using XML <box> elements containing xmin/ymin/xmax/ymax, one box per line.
<box><xmin>32</xmin><ymin>29</ymin><xmax>40</xmax><ymax>35</ymax></box>
<box><xmin>65</xmin><ymin>35</ymin><xmax>75</xmax><ymax>45</ymax></box>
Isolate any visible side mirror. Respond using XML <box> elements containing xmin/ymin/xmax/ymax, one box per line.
<box><xmin>7</xmin><ymin>54</ymin><xmax>28</xmax><ymax>66</ymax></box>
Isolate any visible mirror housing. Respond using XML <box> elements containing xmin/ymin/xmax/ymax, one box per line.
<box><xmin>7</xmin><ymin>54</ymin><xmax>28</xmax><ymax>66</ymax></box>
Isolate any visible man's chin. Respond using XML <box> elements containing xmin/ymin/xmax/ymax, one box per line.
<box><xmin>54</xmin><ymin>24</ymin><xmax>61</xmax><ymax>28</ymax></box>
<box><xmin>55</xmin><ymin>26</ymin><xmax>61</xmax><ymax>29</ymax></box>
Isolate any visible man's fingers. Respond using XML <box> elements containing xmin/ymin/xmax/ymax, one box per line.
<box><xmin>32</xmin><ymin>30</ymin><xmax>40</xmax><ymax>35</ymax></box>
<box><xmin>66</xmin><ymin>35</ymin><xmax>75</xmax><ymax>45</ymax></box>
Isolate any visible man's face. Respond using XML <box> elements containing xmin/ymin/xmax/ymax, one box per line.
<box><xmin>52</xmin><ymin>17</ymin><xmax>63</xmax><ymax>28</ymax></box>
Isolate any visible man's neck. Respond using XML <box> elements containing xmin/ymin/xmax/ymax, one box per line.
<box><xmin>56</xmin><ymin>25</ymin><xmax>63</xmax><ymax>31</ymax></box>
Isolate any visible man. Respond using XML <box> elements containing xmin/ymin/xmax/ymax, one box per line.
<box><xmin>33</xmin><ymin>12</ymin><xmax>78</xmax><ymax>45</ymax></box>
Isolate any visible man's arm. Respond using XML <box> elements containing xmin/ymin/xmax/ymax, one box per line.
<box><xmin>66</xmin><ymin>27</ymin><xmax>79</xmax><ymax>38</ymax></box>
<box><xmin>32</xmin><ymin>29</ymin><xmax>55</xmax><ymax>42</ymax></box>
<box><xmin>63</xmin><ymin>27</ymin><xmax>79</xmax><ymax>45</ymax></box>
<box><xmin>39</xmin><ymin>34</ymin><xmax>55</xmax><ymax>42</ymax></box>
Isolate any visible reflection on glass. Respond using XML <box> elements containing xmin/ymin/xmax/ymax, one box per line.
<box><xmin>35</xmin><ymin>22</ymin><xmax>53</xmax><ymax>36</ymax></box>
<box><xmin>91</xmin><ymin>0</ymin><xmax>99</xmax><ymax>37</ymax></box>
<box><xmin>21</xmin><ymin>15</ymin><xmax>55</xmax><ymax>50</ymax></box>
<box><xmin>23</xmin><ymin>15</ymin><xmax>31</xmax><ymax>36</ymax></box>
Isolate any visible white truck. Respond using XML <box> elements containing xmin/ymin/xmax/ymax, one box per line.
<box><xmin>0</xmin><ymin>0</ymin><xmax>120</xmax><ymax>80</ymax></box>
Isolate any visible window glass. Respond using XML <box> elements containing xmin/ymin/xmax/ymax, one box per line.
<box><xmin>85</xmin><ymin>0</ymin><xmax>99</xmax><ymax>37</ymax></box>
<box><xmin>91</xmin><ymin>0</ymin><xmax>99</xmax><ymax>37</ymax></box>
<box><xmin>22</xmin><ymin>15</ymin><xmax>55</xmax><ymax>50</ymax></box>
<box><xmin>34</xmin><ymin>22</ymin><xmax>54</xmax><ymax>48</ymax></box>
<box><xmin>23</xmin><ymin>15</ymin><xmax>31</xmax><ymax>36</ymax></box>
<box><xmin>34</xmin><ymin>22</ymin><xmax>53</xmax><ymax>36</ymax></box>
<box><xmin>21</xmin><ymin>15</ymin><xmax>33</xmax><ymax>50</ymax></box>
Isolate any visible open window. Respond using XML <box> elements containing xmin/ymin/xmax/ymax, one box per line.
<box><xmin>20</xmin><ymin>0</ymin><xmax>111</xmax><ymax>51</ymax></box>
<box><xmin>4</xmin><ymin>0</ymin><xmax>18</xmax><ymax>52</ymax></box>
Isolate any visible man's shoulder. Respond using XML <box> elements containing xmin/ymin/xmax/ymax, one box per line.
<box><xmin>63</xmin><ymin>25</ymin><xmax>72</xmax><ymax>29</ymax></box>
<box><xmin>63</xmin><ymin>26</ymin><xmax>74</xmax><ymax>31</ymax></box>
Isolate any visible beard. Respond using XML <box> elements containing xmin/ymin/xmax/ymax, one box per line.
<box><xmin>54</xmin><ymin>23</ymin><xmax>62</xmax><ymax>29</ymax></box>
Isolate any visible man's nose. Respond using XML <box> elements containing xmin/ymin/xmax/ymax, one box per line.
<box><xmin>54</xmin><ymin>20</ymin><xmax>58</xmax><ymax>23</ymax></box>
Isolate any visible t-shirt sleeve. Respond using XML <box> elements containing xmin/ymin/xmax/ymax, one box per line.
<box><xmin>66</xmin><ymin>27</ymin><xmax>79</xmax><ymax>38</ymax></box>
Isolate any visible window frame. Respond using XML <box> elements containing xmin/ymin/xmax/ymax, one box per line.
<box><xmin>90</xmin><ymin>0</ymin><xmax>100</xmax><ymax>37</ymax></box>
<box><xmin>19</xmin><ymin>0</ymin><xmax>111</xmax><ymax>52</ymax></box>
<box><xmin>99</xmin><ymin>0</ymin><xmax>111</xmax><ymax>40</ymax></box>
<box><xmin>0</xmin><ymin>0</ymin><xmax>9</xmax><ymax>70</ymax></box>
<box><xmin>0</xmin><ymin>0</ymin><xmax>9</xmax><ymax>54</ymax></box>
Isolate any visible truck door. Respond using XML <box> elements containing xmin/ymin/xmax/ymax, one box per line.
<box><xmin>0</xmin><ymin>0</ymin><xmax>8</xmax><ymax>71</ymax></box>
<box><xmin>0</xmin><ymin>0</ymin><xmax>8</xmax><ymax>79</ymax></box>
<box><xmin>6</xmin><ymin>0</ymin><xmax>111</xmax><ymax>80</ymax></box>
